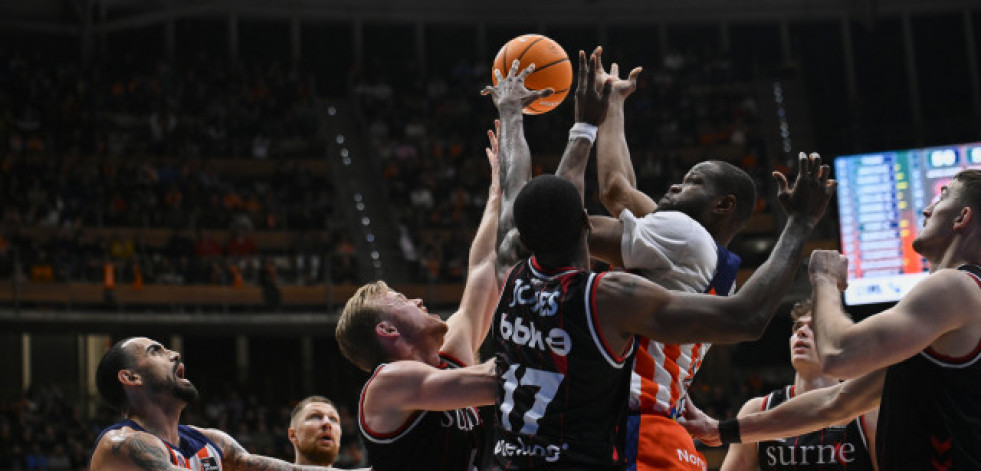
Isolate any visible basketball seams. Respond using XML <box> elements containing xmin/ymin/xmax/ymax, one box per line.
<box><xmin>515</xmin><ymin>35</ymin><xmax>546</xmax><ymax>63</ymax></box>
<box><xmin>531</xmin><ymin>58</ymin><xmax>570</xmax><ymax>73</ymax></box>
<box><xmin>492</xmin><ymin>34</ymin><xmax>571</xmax><ymax>114</ymax></box>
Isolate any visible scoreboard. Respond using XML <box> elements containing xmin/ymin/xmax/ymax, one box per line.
<box><xmin>835</xmin><ymin>142</ymin><xmax>981</xmax><ymax>305</ymax></box>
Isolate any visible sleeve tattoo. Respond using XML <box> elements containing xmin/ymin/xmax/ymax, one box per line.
<box><xmin>110</xmin><ymin>434</ymin><xmax>174</xmax><ymax>471</ymax></box>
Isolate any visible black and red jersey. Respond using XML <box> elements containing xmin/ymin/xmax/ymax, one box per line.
<box><xmin>757</xmin><ymin>385</ymin><xmax>875</xmax><ymax>470</ymax></box>
<box><xmin>876</xmin><ymin>264</ymin><xmax>981</xmax><ymax>470</ymax></box>
<box><xmin>490</xmin><ymin>257</ymin><xmax>636</xmax><ymax>470</ymax></box>
<box><xmin>358</xmin><ymin>354</ymin><xmax>483</xmax><ymax>471</ymax></box>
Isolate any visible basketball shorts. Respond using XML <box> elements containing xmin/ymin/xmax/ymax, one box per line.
<box><xmin>625</xmin><ymin>413</ymin><xmax>707</xmax><ymax>471</ymax></box>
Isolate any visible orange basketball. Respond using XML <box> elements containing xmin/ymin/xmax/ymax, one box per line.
<box><xmin>492</xmin><ymin>34</ymin><xmax>573</xmax><ymax>115</ymax></box>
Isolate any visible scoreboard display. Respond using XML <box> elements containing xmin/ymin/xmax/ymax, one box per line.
<box><xmin>835</xmin><ymin>142</ymin><xmax>981</xmax><ymax>306</ymax></box>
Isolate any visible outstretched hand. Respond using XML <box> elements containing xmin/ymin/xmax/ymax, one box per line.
<box><xmin>574</xmin><ymin>47</ymin><xmax>613</xmax><ymax>126</ymax></box>
<box><xmin>677</xmin><ymin>399</ymin><xmax>722</xmax><ymax>447</ymax></box>
<box><xmin>485</xmin><ymin>119</ymin><xmax>501</xmax><ymax>188</ymax></box>
<box><xmin>481</xmin><ymin>60</ymin><xmax>554</xmax><ymax>112</ymax></box>
<box><xmin>773</xmin><ymin>152</ymin><xmax>837</xmax><ymax>226</ymax></box>
<box><xmin>591</xmin><ymin>46</ymin><xmax>642</xmax><ymax>102</ymax></box>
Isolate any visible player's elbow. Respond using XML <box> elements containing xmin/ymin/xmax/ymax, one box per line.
<box><xmin>820</xmin><ymin>352</ymin><xmax>860</xmax><ymax>379</ymax></box>
<box><xmin>726</xmin><ymin>320</ymin><xmax>768</xmax><ymax>343</ymax></box>
<box><xmin>718</xmin><ymin>302</ymin><xmax>771</xmax><ymax>343</ymax></box>
<box><xmin>598</xmin><ymin>183</ymin><xmax>628</xmax><ymax>218</ymax></box>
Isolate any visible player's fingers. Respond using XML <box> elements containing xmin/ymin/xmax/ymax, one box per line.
<box><xmin>600</xmin><ymin>78</ymin><xmax>613</xmax><ymax>101</ymax></box>
<box><xmin>610</xmin><ymin>62</ymin><xmax>620</xmax><ymax>78</ymax></box>
<box><xmin>826</xmin><ymin>179</ymin><xmax>838</xmax><ymax>195</ymax></box>
<box><xmin>510</xmin><ymin>59</ymin><xmax>521</xmax><ymax>77</ymax></box>
<box><xmin>772</xmin><ymin>171</ymin><xmax>790</xmax><ymax>193</ymax></box>
<box><xmin>586</xmin><ymin>51</ymin><xmax>597</xmax><ymax>87</ymax></box>
<box><xmin>536</xmin><ymin>87</ymin><xmax>555</xmax><ymax>98</ymax></box>
<box><xmin>627</xmin><ymin>66</ymin><xmax>643</xmax><ymax>84</ymax></box>
<box><xmin>798</xmin><ymin>152</ymin><xmax>811</xmax><ymax>178</ymax></box>
<box><xmin>518</xmin><ymin>62</ymin><xmax>536</xmax><ymax>81</ymax></box>
<box><xmin>818</xmin><ymin>164</ymin><xmax>831</xmax><ymax>182</ymax></box>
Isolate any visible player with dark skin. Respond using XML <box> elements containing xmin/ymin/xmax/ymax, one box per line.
<box><xmin>482</xmin><ymin>47</ymin><xmax>836</xmax><ymax>469</ymax></box>
<box><xmin>90</xmin><ymin>336</ymin><xmax>345</xmax><ymax>471</ymax></box>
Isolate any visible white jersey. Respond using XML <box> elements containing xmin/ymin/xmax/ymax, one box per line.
<box><xmin>620</xmin><ymin>209</ymin><xmax>737</xmax><ymax>418</ymax></box>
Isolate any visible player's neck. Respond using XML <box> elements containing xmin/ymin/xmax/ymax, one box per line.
<box><xmin>128</xmin><ymin>399</ymin><xmax>184</xmax><ymax>445</ymax></box>
<box><xmin>294</xmin><ymin>454</ymin><xmax>332</xmax><ymax>467</ymax></box>
<box><xmin>928</xmin><ymin>235</ymin><xmax>977</xmax><ymax>272</ymax></box>
<box><xmin>794</xmin><ymin>372</ymin><xmax>836</xmax><ymax>394</ymax></box>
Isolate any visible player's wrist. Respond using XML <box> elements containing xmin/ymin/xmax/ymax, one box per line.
<box><xmin>719</xmin><ymin>418</ymin><xmax>741</xmax><ymax>445</ymax></box>
<box><xmin>569</xmin><ymin>122</ymin><xmax>598</xmax><ymax>144</ymax></box>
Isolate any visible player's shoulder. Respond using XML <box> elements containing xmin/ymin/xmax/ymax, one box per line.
<box><xmin>737</xmin><ymin>395</ymin><xmax>767</xmax><ymax>416</ymax></box>
<box><xmin>911</xmin><ymin>268</ymin><xmax>981</xmax><ymax>300</ymax></box>
<box><xmin>91</xmin><ymin>426</ymin><xmax>169</xmax><ymax>469</ymax></box>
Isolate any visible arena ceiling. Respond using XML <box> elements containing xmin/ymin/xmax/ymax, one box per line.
<box><xmin>1</xmin><ymin>0</ymin><xmax>977</xmax><ymax>35</ymax></box>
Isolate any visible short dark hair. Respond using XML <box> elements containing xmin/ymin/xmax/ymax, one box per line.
<box><xmin>707</xmin><ymin>161</ymin><xmax>757</xmax><ymax>225</ymax></box>
<box><xmin>789</xmin><ymin>299</ymin><xmax>812</xmax><ymax>323</ymax></box>
<box><xmin>954</xmin><ymin>169</ymin><xmax>981</xmax><ymax>214</ymax></box>
<box><xmin>513</xmin><ymin>175</ymin><xmax>586</xmax><ymax>257</ymax></box>
<box><xmin>290</xmin><ymin>395</ymin><xmax>335</xmax><ymax>428</ymax></box>
<box><xmin>96</xmin><ymin>338</ymin><xmax>136</xmax><ymax>411</ymax></box>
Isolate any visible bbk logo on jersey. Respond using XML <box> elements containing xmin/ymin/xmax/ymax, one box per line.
<box><xmin>500</xmin><ymin>314</ymin><xmax>571</xmax><ymax>356</ymax></box>
<box><xmin>508</xmin><ymin>279</ymin><xmax>560</xmax><ymax>316</ymax></box>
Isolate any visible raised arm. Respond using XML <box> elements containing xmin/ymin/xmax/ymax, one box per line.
<box><xmin>442</xmin><ymin>125</ymin><xmax>504</xmax><ymax>362</ymax></box>
<box><xmin>555</xmin><ymin>47</ymin><xmax>612</xmax><ymax>198</ymax></box>
<box><xmin>593</xmin><ymin>48</ymin><xmax>653</xmax><ymax>218</ymax></box>
<box><xmin>595</xmin><ymin>153</ymin><xmax>836</xmax><ymax>346</ymax></box>
<box><xmin>482</xmin><ymin>60</ymin><xmax>552</xmax><ymax>279</ymax></box>
<box><xmin>680</xmin><ymin>369</ymin><xmax>884</xmax><ymax>447</ymax></box>
<box><xmin>809</xmin><ymin>251</ymin><xmax>979</xmax><ymax>378</ymax></box>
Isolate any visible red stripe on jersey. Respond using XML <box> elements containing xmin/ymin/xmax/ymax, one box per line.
<box><xmin>589</xmin><ymin>272</ymin><xmax>631</xmax><ymax>363</ymax></box>
<box><xmin>662</xmin><ymin>344</ymin><xmax>682</xmax><ymax>407</ymax></box>
<box><xmin>686</xmin><ymin>342</ymin><xmax>703</xmax><ymax>385</ymax></box>
<box><xmin>438</xmin><ymin>352</ymin><xmax>469</xmax><ymax>368</ymax></box>
<box><xmin>195</xmin><ymin>447</ymin><xmax>211</xmax><ymax>464</ymax></box>
<box><xmin>634</xmin><ymin>340</ymin><xmax>660</xmax><ymax>411</ymax></box>
<box><xmin>359</xmin><ymin>366</ymin><xmax>422</xmax><ymax>439</ymax></box>
<box><xmin>964</xmin><ymin>269</ymin><xmax>981</xmax><ymax>288</ymax></box>
<box><xmin>925</xmin><ymin>340</ymin><xmax>981</xmax><ymax>365</ymax></box>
